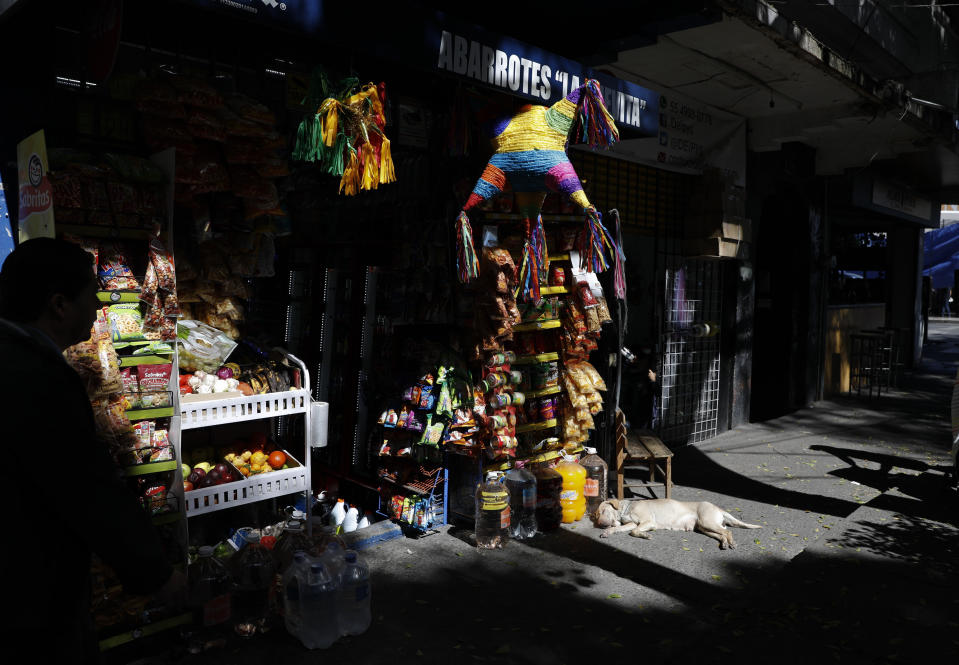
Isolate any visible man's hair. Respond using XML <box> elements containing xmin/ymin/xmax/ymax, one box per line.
<box><xmin>0</xmin><ymin>237</ymin><xmax>95</xmax><ymax>322</ymax></box>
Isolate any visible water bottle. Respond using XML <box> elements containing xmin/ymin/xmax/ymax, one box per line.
<box><xmin>358</xmin><ymin>512</ymin><xmax>371</xmax><ymax>529</ymax></box>
<box><xmin>300</xmin><ymin>562</ymin><xmax>340</xmax><ymax>649</ymax></box>
<box><xmin>318</xmin><ymin>538</ymin><xmax>347</xmax><ymax>582</ymax></box>
<box><xmin>580</xmin><ymin>447</ymin><xmax>609</xmax><ymax>517</ymax></box>
<box><xmin>188</xmin><ymin>545</ymin><xmax>232</xmax><ymax>627</ymax></box>
<box><xmin>532</xmin><ymin>463</ymin><xmax>563</xmax><ymax>531</ymax></box>
<box><xmin>342</xmin><ymin>506</ymin><xmax>359</xmax><ymax>533</ymax></box>
<box><xmin>337</xmin><ymin>550</ymin><xmax>372</xmax><ymax>636</ymax></box>
<box><xmin>282</xmin><ymin>551</ymin><xmax>309</xmax><ymax>640</ymax></box>
<box><xmin>504</xmin><ymin>461</ymin><xmax>537</xmax><ymax>539</ymax></box>
<box><xmin>231</xmin><ymin>532</ymin><xmax>276</xmax><ymax>636</ymax></box>
<box><xmin>475</xmin><ymin>472</ymin><xmax>510</xmax><ymax>549</ymax></box>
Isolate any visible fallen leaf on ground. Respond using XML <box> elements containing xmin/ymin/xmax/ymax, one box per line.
<box><xmin>608</xmin><ymin>593</ymin><xmax>622</xmax><ymax>599</ymax></box>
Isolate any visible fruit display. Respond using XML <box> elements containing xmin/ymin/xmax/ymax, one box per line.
<box><xmin>183</xmin><ymin>434</ymin><xmax>293</xmax><ymax>492</ymax></box>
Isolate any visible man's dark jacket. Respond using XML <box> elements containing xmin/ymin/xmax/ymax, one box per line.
<box><xmin>0</xmin><ymin>318</ymin><xmax>172</xmax><ymax>663</ymax></box>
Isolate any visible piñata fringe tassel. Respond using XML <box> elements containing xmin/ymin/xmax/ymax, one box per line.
<box><xmin>456</xmin><ymin>212</ymin><xmax>479</xmax><ymax>282</ymax></box>
<box><xmin>532</xmin><ymin>213</ymin><xmax>549</xmax><ymax>275</ymax></box>
<box><xmin>578</xmin><ymin>79</ymin><xmax>619</xmax><ymax>148</ymax></box>
<box><xmin>610</xmin><ymin>209</ymin><xmax>627</xmax><ymax>299</ymax></box>
<box><xmin>325</xmin><ymin>132</ymin><xmax>346</xmax><ymax>176</ymax></box>
<box><xmin>320</xmin><ymin>99</ymin><xmax>340</xmax><ymax>147</ymax></box>
<box><xmin>339</xmin><ymin>143</ymin><xmax>361</xmax><ymax>196</ymax></box>
<box><xmin>379</xmin><ymin>137</ymin><xmax>396</xmax><ymax>184</ymax></box>
<box><xmin>576</xmin><ymin>207</ymin><xmax>618</xmax><ymax>273</ymax></box>
<box><xmin>360</xmin><ymin>142</ymin><xmax>378</xmax><ymax>191</ymax></box>
<box><xmin>515</xmin><ymin>217</ymin><xmax>543</xmax><ymax>302</ymax></box>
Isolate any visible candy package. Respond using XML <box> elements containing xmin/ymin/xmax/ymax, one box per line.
<box><xmin>98</xmin><ymin>245</ymin><xmax>140</xmax><ymax>291</ymax></box>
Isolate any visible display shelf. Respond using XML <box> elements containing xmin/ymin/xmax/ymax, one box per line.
<box><xmin>184</xmin><ymin>464</ymin><xmax>309</xmax><ymax>516</ymax></box>
<box><xmin>122</xmin><ymin>460</ymin><xmax>178</xmax><ymax>477</ymax></box>
<box><xmin>97</xmin><ymin>290</ymin><xmax>142</xmax><ymax>304</ymax></box>
<box><xmin>539</xmin><ymin>285</ymin><xmax>569</xmax><ymax>295</ymax></box>
<box><xmin>513</xmin><ymin>319</ymin><xmax>561</xmax><ymax>332</ymax></box>
<box><xmin>483</xmin><ymin>444</ymin><xmax>584</xmax><ymax>472</ymax></box>
<box><xmin>523</xmin><ymin>385</ymin><xmax>562</xmax><ymax>399</ymax></box>
<box><xmin>118</xmin><ymin>355</ymin><xmax>173</xmax><ymax>367</ymax></box>
<box><xmin>180</xmin><ymin>388</ymin><xmax>311</xmax><ymax>429</ymax></box>
<box><xmin>126</xmin><ymin>406</ymin><xmax>175</xmax><ymax>421</ymax></box>
<box><xmin>512</xmin><ymin>352</ymin><xmax>560</xmax><ymax>365</ymax></box>
<box><xmin>551</xmin><ymin>253</ymin><xmax>570</xmax><ymax>262</ymax></box>
<box><xmin>97</xmin><ymin>612</ymin><xmax>193</xmax><ymax>652</ymax></box>
<box><xmin>60</xmin><ymin>224</ymin><xmax>157</xmax><ymax>241</ymax></box>
<box><xmin>377</xmin><ymin>466</ymin><xmax>444</xmax><ymax>495</ymax></box>
<box><xmin>515</xmin><ymin>418</ymin><xmax>558</xmax><ymax>433</ymax></box>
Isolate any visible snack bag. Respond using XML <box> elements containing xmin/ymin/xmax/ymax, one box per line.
<box><xmin>108</xmin><ymin>304</ymin><xmax>146</xmax><ymax>342</ymax></box>
<box><xmin>149</xmin><ymin>238</ymin><xmax>177</xmax><ymax>292</ymax></box>
<box><xmin>98</xmin><ymin>245</ymin><xmax>140</xmax><ymax>291</ymax></box>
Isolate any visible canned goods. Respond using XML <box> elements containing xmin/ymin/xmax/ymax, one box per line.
<box><xmin>509</xmin><ymin>370</ymin><xmax>524</xmax><ymax>385</ymax></box>
<box><xmin>539</xmin><ymin>397</ymin><xmax>555</xmax><ymax>420</ymax></box>
<box><xmin>511</xmin><ymin>391</ymin><xmax>526</xmax><ymax>406</ymax></box>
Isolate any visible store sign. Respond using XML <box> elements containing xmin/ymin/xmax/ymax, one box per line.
<box><xmin>872</xmin><ymin>179</ymin><xmax>932</xmax><ymax>221</ymax></box>
<box><xmin>605</xmin><ymin>88</ymin><xmax>747</xmax><ymax>187</ymax></box>
<box><xmin>426</xmin><ymin>18</ymin><xmax>657</xmax><ymax>137</ymax></box>
<box><xmin>16</xmin><ymin>130</ymin><xmax>54</xmax><ymax>242</ymax></box>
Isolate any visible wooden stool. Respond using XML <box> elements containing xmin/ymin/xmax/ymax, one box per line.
<box><xmin>615</xmin><ymin>408</ymin><xmax>673</xmax><ymax>499</ymax></box>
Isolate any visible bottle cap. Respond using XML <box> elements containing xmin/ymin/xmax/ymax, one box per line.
<box><xmin>198</xmin><ymin>545</ymin><xmax>214</xmax><ymax>557</ymax></box>
<box><xmin>336</xmin><ymin>498</ymin><xmax>345</xmax><ymax>504</ymax></box>
<box><xmin>291</xmin><ymin>510</ymin><xmax>306</xmax><ymax>520</ymax></box>
<box><xmin>344</xmin><ymin>551</ymin><xmax>358</xmax><ymax>563</ymax></box>
<box><xmin>585</xmin><ymin>447</ymin><xmax>597</xmax><ymax>454</ymax></box>
<box><xmin>310</xmin><ymin>562</ymin><xmax>325</xmax><ymax>573</ymax></box>
<box><xmin>246</xmin><ymin>532</ymin><xmax>261</xmax><ymax>544</ymax></box>
<box><xmin>293</xmin><ymin>551</ymin><xmax>308</xmax><ymax>562</ymax></box>
<box><xmin>486</xmin><ymin>471</ymin><xmax>499</xmax><ymax>481</ymax></box>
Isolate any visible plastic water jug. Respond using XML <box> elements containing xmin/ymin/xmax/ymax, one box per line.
<box><xmin>188</xmin><ymin>545</ymin><xmax>232</xmax><ymax>627</ymax></box>
<box><xmin>504</xmin><ymin>461</ymin><xmax>537</xmax><ymax>539</ymax></box>
<box><xmin>475</xmin><ymin>472</ymin><xmax>510</xmax><ymax>548</ymax></box>
<box><xmin>556</xmin><ymin>455</ymin><xmax>587</xmax><ymax>523</ymax></box>
<box><xmin>337</xmin><ymin>550</ymin><xmax>371</xmax><ymax>636</ymax></box>
<box><xmin>330</xmin><ymin>498</ymin><xmax>347</xmax><ymax>527</ymax></box>
<box><xmin>273</xmin><ymin>522</ymin><xmax>313</xmax><ymax>573</ymax></box>
<box><xmin>230</xmin><ymin>533</ymin><xmax>276</xmax><ymax>635</ymax></box>
<box><xmin>299</xmin><ymin>561</ymin><xmax>339</xmax><ymax>649</ymax></box>
<box><xmin>580</xmin><ymin>447</ymin><xmax>609</xmax><ymax>517</ymax></box>
<box><xmin>532</xmin><ymin>464</ymin><xmax>563</xmax><ymax>531</ymax></box>
<box><xmin>342</xmin><ymin>506</ymin><xmax>359</xmax><ymax>533</ymax></box>
<box><xmin>282</xmin><ymin>551</ymin><xmax>309</xmax><ymax>640</ymax></box>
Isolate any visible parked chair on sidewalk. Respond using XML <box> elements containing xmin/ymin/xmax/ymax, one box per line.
<box><xmin>615</xmin><ymin>408</ymin><xmax>673</xmax><ymax>499</ymax></box>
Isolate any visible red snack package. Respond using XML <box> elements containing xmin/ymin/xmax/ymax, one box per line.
<box><xmin>136</xmin><ymin>363</ymin><xmax>172</xmax><ymax>392</ymax></box>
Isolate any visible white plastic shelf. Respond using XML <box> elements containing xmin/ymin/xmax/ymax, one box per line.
<box><xmin>180</xmin><ymin>389</ymin><xmax>311</xmax><ymax>430</ymax></box>
<box><xmin>184</xmin><ymin>465</ymin><xmax>309</xmax><ymax>516</ymax></box>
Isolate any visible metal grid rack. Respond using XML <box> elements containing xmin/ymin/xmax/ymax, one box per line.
<box><xmin>658</xmin><ymin>261</ymin><xmax>725</xmax><ymax>446</ymax></box>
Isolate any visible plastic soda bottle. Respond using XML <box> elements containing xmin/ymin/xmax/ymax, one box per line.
<box><xmin>580</xmin><ymin>447</ymin><xmax>609</xmax><ymax>517</ymax></box>
<box><xmin>300</xmin><ymin>561</ymin><xmax>339</xmax><ymax>649</ymax></box>
<box><xmin>555</xmin><ymin>454</ymin><xmax>587</xmax><ymax>523</ymax></box>
<box><xmin>532</xmin><ymin>463</ymin><xmax>563</xmax><ymax>531</ymax></box>
<box><xmin>337</xmin><ymin>550</ymin><xmax>372</xmax><ymax>636</ymax></box>
<box><xmin>475</xmin><ymin>472</ymin><xmax>510</xmax><ymax>548</ymax></box>
<box><xmin>504</xmin><ymin>461</ymin><xmax>537</xmax><ymax>539</ymax></box>
<box><xmin>188</xmin><ymin>545</ymin><xmax>232</xmax><ymax>627</ymax></box>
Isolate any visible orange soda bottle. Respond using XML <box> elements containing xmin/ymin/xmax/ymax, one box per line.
<box><xmin>555</xmin><ymin>454</ymin><xmax>587</xmax><ymax>523</ymax></box>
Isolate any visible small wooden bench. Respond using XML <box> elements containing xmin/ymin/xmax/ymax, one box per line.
<box><xmin>615</xmin><ymin>408</ymin><xmax>673</xmax><ymax>499</ymax></box>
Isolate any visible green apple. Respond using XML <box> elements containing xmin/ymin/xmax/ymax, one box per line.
<box><xmin>181</xmin><ymin>463</ymin><xmax>191</xmax><ymax>480</ymax></box>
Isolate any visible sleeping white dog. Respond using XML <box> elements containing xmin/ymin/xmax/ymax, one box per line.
<box><xmin>595</xmin><ymin>498</ymin><xmax>762</xmax><ymax>550</ymax></box>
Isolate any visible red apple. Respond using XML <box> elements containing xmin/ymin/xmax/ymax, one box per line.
<box><xmin>197</xmin><ymin>476</ymin><xmax>214</xmax><ymax>489</ymax></box>
<box><xmin>213</xmin><ymin>463</ymin><xmax>231</xmax><ymax>477</ymax></box>
<box><xmin>183</xmin><ymin>480</ymin><xmax>194</xmax><ymax>492</ymax></box>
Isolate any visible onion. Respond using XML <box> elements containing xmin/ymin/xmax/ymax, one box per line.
<box><xmin>216</xmin><ymin>366</ymin><xmax>234</xmax><ymax>379</ymax></box>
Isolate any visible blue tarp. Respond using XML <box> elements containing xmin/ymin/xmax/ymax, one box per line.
<box><xmin>0</xmin><ymin>171</ymin><xmax>13</xmax><ymax>267</ymax></box>
<box><xmin>923</xmin><ymin>224</ymin><xmax>959</xmax><ymax>288</ymax></box>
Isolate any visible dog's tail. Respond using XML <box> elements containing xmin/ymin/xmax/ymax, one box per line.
<box><xmin>721</xmin><ymin>511</ymin><xmax>762</xmax><ymax>529</ymax></box>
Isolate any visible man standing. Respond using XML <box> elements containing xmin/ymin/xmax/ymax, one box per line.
<box><xmin>0</xmin><ymin>238</ymin><xmax>182</xmax><ymax>664</ymax></box>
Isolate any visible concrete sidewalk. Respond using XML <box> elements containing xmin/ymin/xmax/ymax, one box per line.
<box><xmin>162</xmin><ymin>324</ymin><xmax>959</xmax><ymax>665</ymax></box>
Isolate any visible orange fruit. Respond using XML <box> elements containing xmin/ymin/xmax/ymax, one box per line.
<box><xmin>268</xmin><ymin>451</ymin><xmax>286</xmax><ymax>469</ymax></box>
